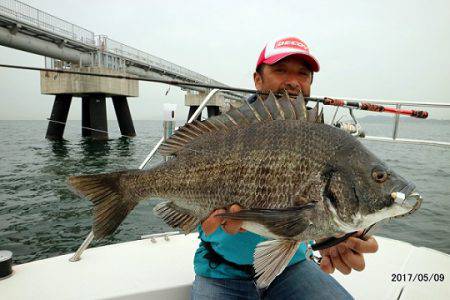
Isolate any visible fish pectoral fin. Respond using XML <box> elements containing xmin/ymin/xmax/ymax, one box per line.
<box><xmin>253</xmin><ymin>239</ymin><xmax>300</xmax><ymax>288</ymax></box>
<box><xmin>154</xmin><ymin>202</ymin><xmax>200</xmax><ymax>233</ymax></box>
<box><xmin>217</xmin><ymin>203</ymin><xmax>315</xmax><ymax>238</ymax></box>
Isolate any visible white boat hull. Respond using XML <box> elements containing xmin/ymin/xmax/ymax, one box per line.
<box><xmin>0</xmin><ymin>234</ymin><xmax>448</xmax><ymax>299</ymax></box>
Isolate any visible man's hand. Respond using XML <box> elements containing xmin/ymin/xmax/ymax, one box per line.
<box><xmin>319</xmin><ymin>230</ymin><xmax>378</xmax><ymax>274</ymax></box>
<box><xmin>202</xmin><ymin>207</ymin><xmax>378</xmax><ymax>275</ymax></box>
<box><xmin>201</xmin><ymin>204</ymin><xmax>246</xmax><ymax>235</ymax></box>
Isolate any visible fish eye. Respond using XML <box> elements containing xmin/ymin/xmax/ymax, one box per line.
<box><xmin>372</xmin><ymin>167</ymin><xmax>389</xmax><ymax>183</ymax></box>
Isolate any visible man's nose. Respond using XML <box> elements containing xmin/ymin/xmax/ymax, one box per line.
<box><xmin>284</xmin><ymin>77</ymin><xmax>301</xmax><ymax>89</ymax></box>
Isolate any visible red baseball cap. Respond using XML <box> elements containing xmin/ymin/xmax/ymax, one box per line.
<box><xmin>256</xmin><ymin>36</ymin><xmax>320</xmax><ymax>72</ymax></box>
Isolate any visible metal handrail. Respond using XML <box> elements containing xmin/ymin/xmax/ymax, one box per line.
<box><xmin>101</xmin><ymin>37</ymin><xmax>246</xmax><ymax>99</ymax></box>
<box><xmin>329</xmin><ymin>102</ymin><xmax>450</xmax><ymax>147</ymax></box>
<box><xmin>100</xmin><ymin>36</ymin><xmax>226</xmax><ymax>86</ymax></box>
<box><xmin>138</xmin><ymin>137</ymin><xmax>165</xmax><ymax>170</ymax></box>
<box><xmin>69</xmin><ymin>89</ymin><xmax>221</xmax><ymax>262</ymax></box>
<box><xmin>0</xmin><ymin>0</ymin><xmax>95</xmax><ymax>45</ymax></box>
<box><xmin>364</xmin><ymin>136</ymin><xmax>450</xmax><ymax>147</ymax></box>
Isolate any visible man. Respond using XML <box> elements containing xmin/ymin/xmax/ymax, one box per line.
<box><xmin>191</xmin><ymin>36</ymin><xmax>378</xmax><ymax>299</ymax></box>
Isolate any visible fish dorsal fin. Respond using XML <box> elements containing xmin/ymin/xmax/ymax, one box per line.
<box><xmin>278</xmin><ymin>91</ymin><xmax>297</xmax><ymax>120</ymax></box>
<box><xmin>307</xmin><ymin>102</ymin><xmax>324</xmax><ymax>123</ymax></box>
<box><xmin>307</xmin><ymin>102</ymin><xmax>319</xmax><ymax>122</ymax></box>
<box><xmin>317</xmin><ymin>108</ymin><xmax>324</xmax><ymax>123</ymax></box>
<box><xmin>159</xmin><ymin>91</ymin><xmax>314</xmax><ymax>156</ymax></box>
<box><xmin>263</xmin><ymin>92</ymin><xmax>285</xmax><ymax>120</ymax></box>
<box><xmin>291</xmin><ymin>93</ymin><xmax>308</xmax><ymax>120</ymax></box>
<box><xmin>252</xmin><ymin>95</ymin><xmax>274</xmax><ymax>121</ymax></box>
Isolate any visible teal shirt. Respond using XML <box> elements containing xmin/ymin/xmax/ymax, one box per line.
<box><xmin>194</xmin><ymin>226</ymin><xmax>309</xmax><ymax>279</ymax></box>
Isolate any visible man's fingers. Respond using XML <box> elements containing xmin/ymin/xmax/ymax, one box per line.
<box><xmin>202</xmin><ymin>205</ymin><xmax>246</xmax><ymax>236</ymax></box>
<box><xmin>329</xmin><ymin>247</ymin><xmax>351</xmax><ymax>275</ymax></box>
<box><xmin>345</xmin><ymin>236</ymin><xmax>378</xmax><ymax>254</ymax></box>
<box><xmin>222</xmin><ymin>219</ymin><xmax>243</xmax><ymax>234</ymax></box>
<box><xmin>222</xmin><ymin>204</ymin><xmax>244</xmax><ymax>234</ymax></box>
<box><xmin>337</xmin><ymin>244</ymin><xmax>365</xmax><ymax>271</ymax></box>
<box><xmin>319</xmin><ymin>233</ymin><xmax>372</xmax><ymax>275</ymax></box>
<box><xmin>201</xmin><ymin>209</ymin><xmax>226</xmax><ymax>236</ymax></box>
<box><xmin>229</xmin><ymin>204</ymin><xmax>242</xmax><ymax>213</ymax></box>
<box><xmin>319</xmin><ymin>255</ymin><xmax>335</xmax><ymax>274</ymax></box>
<box><xmin>319</xmin><ymin>248</ymin><xmax>331</xmax><ymax>257</ymax></box>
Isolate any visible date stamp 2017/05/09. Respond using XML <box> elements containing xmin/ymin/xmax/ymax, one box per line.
<box><xmin>391</xmin><ymin>273</ymin><xmax>445</xmax><ymax>282</ymax></box>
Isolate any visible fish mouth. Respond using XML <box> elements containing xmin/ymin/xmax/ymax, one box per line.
<box><xmin>324</xmin><ymin>182</ymin><xmax>422</xmax><ymax>232</ymax></box>
<box><xmin>390</xmin><ymin>182</ymin><xmax>422</xmax><ymax>218</ymax></box>
<box><xmin>398</xmin><ymin>181</ymin><xmax>416</xmax><ymax>196</ymax></box>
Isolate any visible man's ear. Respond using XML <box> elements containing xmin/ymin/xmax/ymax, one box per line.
<box><xmin>254</xmin><ymin>71</ymin><xmax>263</xmax><ymax>90</ymax></box>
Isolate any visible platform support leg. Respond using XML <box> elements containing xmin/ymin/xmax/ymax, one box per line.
<box><xmin>45</xmin><ymin>94</ymin><xmax>72</xmax><ymax>140</ymax></box>
<box><xmin>207</xmin><ymin>106</ymin><xmax>221</xmax><ymax>118</ymax></box>
<box><xmin>83</xmin><ymin>95</ymin><xmax>108</xmax><ymax>140</ymax></box>
<box><xmin>81</xmin><ymin>97</ymin><xmax>91</xmax><ymax>137</ymax></box>
<box><xmin>112</xmin><ymin>96</ymin><xmax>136</xmax><ymax>137</ymax></box>
<box><xmin>187</xmin><ymin>105</ymin><xmax>202</xmax><ymax>121</ymax></box>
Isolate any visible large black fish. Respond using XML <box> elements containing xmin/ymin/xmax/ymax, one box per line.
<box><xmin>69</xmin><ymin>92</ymin><xmax>421</xmax><ymax>287</ymax></box>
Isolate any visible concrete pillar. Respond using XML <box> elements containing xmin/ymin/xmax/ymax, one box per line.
<box><xmin>185</xmin><ymin>91</ymin><xmax>226</xmax><ymax>122</ymax></box>
<box><xmin>45</xmin><ymin>94</ymin><xmax>72</xmax><ymax>140</ymax></box>
<box><xmin>81</xmin><ymin>97</ymin><xmax>91</xmax><ymax>137</ymax></box>
<box><xmin>207</xmin><ymin>106</ymin><xmax>221</xmax><ymax>118</ymax></box>
<box><xmin>187</xmin><ymin>106</ymin><xmax>202</xmax><ymax>122</ymax></box>
<box><xmin>41</xmin><ymin>67</ymin><xmax>138</xmax><ymax>141</ymax></box>
<box><xmin>112</xmin><ymin>96</ymin><xmax>136</xmax><ymax>137</ymax></box>
<box><xmin>84</xmin><ymin>95</ymin><xmax>108</xmax><ymax>140</ymax></box>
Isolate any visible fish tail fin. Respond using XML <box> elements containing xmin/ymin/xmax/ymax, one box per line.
<box><xmin>68</xmin><ymin>171</ymin><xmax>140</xmax><ymax>239</ymax></box>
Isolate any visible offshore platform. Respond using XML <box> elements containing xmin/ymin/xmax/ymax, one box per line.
<box><xmin>0</xmin><ymin>0</ymin><xmax>244</xmax><ymax>140</ymax></box>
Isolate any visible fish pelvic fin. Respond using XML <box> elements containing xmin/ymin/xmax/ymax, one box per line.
<box><xmin>159</xmin><ymin>90</ymin><xmax>319</xmax><ymax>156</ymax></box>
<box><xmin>153</xmin><ymin>201</ymin><xmax>200</xmax><ymax>233</ymax></box>
<box><xmin>254</xmin><ymin>239</ymin><xmax>300</xmax><ymax>288</ymax></box>
<box><xmin>68</xmin><ymin>171</ymin><xmax>141</xmax><ymax>239</ymax></box>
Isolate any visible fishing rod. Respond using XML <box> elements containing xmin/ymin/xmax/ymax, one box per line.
<box><xmin>0</xmin><ymin>63</ymin><xmax>429</xmax><ymax>119</ymax></box>
<box><xmin>315</xmin><ymin>97</ymin><xmax>428</xmax><ymax>119</ymax></box>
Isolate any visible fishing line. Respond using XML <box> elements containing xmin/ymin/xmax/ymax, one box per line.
<box><xmin>0</xmin><ymin>63</ymin><xmax>430</xmax><ymax>118</ymax></box>
<box><xmin>46</xmin><ymin>118</ymin><xmax>135</xmax><ymax>138</ymax></box>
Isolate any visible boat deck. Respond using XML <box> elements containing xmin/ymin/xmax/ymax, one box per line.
<box><xmin>0</xmin><ymin>234</ymin><xmax>448</xmax><ymax>299</ymax></box>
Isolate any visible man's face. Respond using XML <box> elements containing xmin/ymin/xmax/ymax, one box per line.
<box><xmin>253</xmin><ymin>56</ymin><xmax>313</xmax><ymax>96</ymax></box>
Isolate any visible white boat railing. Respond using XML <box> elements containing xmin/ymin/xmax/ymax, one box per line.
<box><xmin>327</xmin><ymin>98</ymin><xmax>450</xmax><ymax>147</ymax></box>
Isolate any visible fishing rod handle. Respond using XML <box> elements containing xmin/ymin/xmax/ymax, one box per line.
<box><xmin>411</xmin><ymin>110</ymin><xmax>429</xmax><ymax>119</ymax></box>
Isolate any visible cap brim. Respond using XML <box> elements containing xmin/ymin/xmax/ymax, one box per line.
<box><xmin>263</xmin><ymin>52</ymin><xmax>320</xmax><ymax>72</ymax></box>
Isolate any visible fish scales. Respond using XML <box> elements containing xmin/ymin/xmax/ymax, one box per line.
<box><xmin>135</xmin><ymin>121</ymin><xmax>343</xmax><ymax>216</ymax></box>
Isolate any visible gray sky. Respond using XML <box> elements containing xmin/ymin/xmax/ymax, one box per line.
<box><xmin>1</xmin><ymin>0</ymin><xmax>449</xmax><ymax>120</ymax></box>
